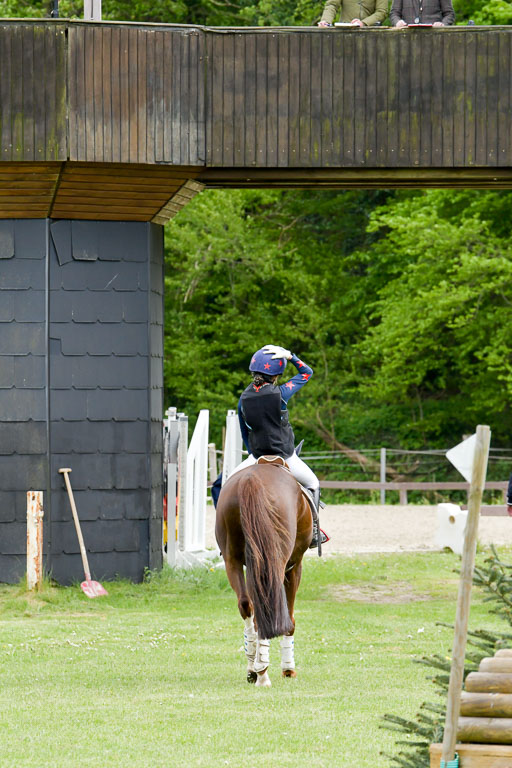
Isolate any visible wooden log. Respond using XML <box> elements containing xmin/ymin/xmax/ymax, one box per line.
<box><xmin>461</xmin><ymin>692</ymin><xmax>512</xmax><ymax>718</ymax></box>
<box><xmin>466</xmin><ymin>673</ymin><xmax>512</xmax><ymax>694</ymax></box>
<box><xmin>457</xmin><ymin>717</ymin><xmax>512</xmax><ymax>744</ymax></box>
<box><xmin>495</xmin><ymin>650</ymin><xmax>512</xmax><ymax>658</ymax></box>
<box><xmin>430</xmin><ymin>742</ymin><xmax>512</xmax><ymax>767</ymax></box>
<box><xmin>480</xmin><ymin>658</ymin><xmax>512</xmax><ymax>674</ymax></box>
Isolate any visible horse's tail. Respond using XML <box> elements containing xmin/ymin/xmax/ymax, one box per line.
<box><xmin>238</xmin><ymin>472</ymin><xmax>294</xmax><ymax>640</ymax></box>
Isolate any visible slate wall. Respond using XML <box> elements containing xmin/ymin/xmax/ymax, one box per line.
<box><xmin>0</xmin><ymin>219</ymin><xmax>164</xmax><ymax>584</ymax></box>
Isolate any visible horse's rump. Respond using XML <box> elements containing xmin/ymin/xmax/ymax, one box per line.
<box><xmin>238</xmin><ymin>470</ymin><xmax>295</xmax><ymax>639</ymax></box>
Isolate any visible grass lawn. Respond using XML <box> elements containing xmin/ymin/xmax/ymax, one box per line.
<box><xmin>0</xmin><ymin>549</ymin><xmax>509</xmax><ymax>768</ymax></box>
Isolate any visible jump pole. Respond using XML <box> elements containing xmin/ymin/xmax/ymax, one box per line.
<box><xmin>440</xmin><ymin>424</ymin><xmax>491</xmax><ymax>767</ymax></box>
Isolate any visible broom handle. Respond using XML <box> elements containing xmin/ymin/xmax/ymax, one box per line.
<box><xmin>59</xmin><ymin>469</ymin><xmax>92</xmax><ymax>580</ymax></box>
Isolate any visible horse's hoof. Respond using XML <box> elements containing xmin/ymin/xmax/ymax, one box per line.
<box><xmin>247</xmin><ymin>670</ymin><xmax>257</xmax><ymax>684</ymax></box>
<box><xmin>255</xmin><ymin>670</ymin><xmax>271</xmax><ymax>687</ymax></box>
<box><xmin>282</xmin><ymin>669</ymin><xmax>297</xmax><ymax>678</ymax></box>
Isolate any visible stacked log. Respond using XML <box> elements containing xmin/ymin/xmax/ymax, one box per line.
<box><xmin>459</xmin><ymin>650</ymin><xmax>512</xmax><ymax>744</ymax></box>
<box><xmin>430</xmin><ymin>650</ymin><xmax>512</xmax><ymax>767</ymax></box>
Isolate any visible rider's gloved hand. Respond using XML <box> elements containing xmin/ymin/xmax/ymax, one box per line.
<box><xmin>262</xmin><ymin>344</ymin><xmax>292</xmax><ymax>360</ymax></box>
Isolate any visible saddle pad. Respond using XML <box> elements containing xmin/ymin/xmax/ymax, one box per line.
<box><xmin>256</xmin><ymin>455</ymin><xmax>289</xmax><ymax>468</ymax></box>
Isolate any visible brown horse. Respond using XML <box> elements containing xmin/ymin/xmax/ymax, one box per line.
<box><xmin>215</xmin><ymin>461</ymin><xmax>312</xmax><ymax>687</ymax></box>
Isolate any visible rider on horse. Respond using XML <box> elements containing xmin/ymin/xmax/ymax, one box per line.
<box><xmin>231</xmin><ymin>344</ymin><xmax>327</xmax><ymax>549</ymax></box>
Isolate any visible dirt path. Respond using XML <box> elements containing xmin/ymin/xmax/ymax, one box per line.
<box><xmin>205</xmin><ymin>503</ymin><xmax>512</xmax><ymax>555</ymax></box>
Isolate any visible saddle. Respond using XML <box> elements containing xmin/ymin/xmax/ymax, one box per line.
<box><xmin>256</xmin><ymin>455</ymin><xmax>316</xmax><ymax>519</ymax></box>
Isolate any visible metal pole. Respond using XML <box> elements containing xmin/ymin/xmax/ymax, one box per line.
<box><xmin>27</xmin><ymin>491</ymin><xmax>44</xmax><ymax>590</ymax></box>
<box><xmin>441</xmin><ymin>424</ymin><xmax>491</xmax><ymax>764</ymax></box>
<box><xmin>380</xmin><ymin>447</ymin><xmax>386</xmax><ymax>504</ymax></box>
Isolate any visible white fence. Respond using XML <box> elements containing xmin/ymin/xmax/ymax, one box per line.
<box><xmin>221</xmin><ymin>409</ymin><xmax>243</xmax><ymax>485</ymax></box>
<box><xmin>164</xmin><ymin>408</ymin><xmax>216</xmax><ymax>568</ymax></box>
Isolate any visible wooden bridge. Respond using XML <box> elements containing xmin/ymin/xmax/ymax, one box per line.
<box><xmin>1</xmin><ymin>20</ymin><xmax>512</xmax><ymax>223</ymax></box>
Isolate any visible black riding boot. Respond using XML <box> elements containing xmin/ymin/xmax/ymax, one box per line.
<box><xmin>309</xmin><ymin>487</ymin><xmax>328</xmax><ymax>549</ymax></box>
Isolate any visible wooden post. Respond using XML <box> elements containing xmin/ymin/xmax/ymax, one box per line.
<box><xmin>441</xmin><ymin>425</ymin><xmax>491</xmax><ymax>764</ymax></box>
<box><xmin>26</xmin><ymin>491</ymin><xmax>44</xmax><ymax>590</ymax></box>
<box><xmin>380</xmin><ymin>447</ymin><xmax>386</xmax><ymax>504</ymax></box>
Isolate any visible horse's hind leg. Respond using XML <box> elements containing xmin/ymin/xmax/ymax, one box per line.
<box><xmin>254</xmin><ymin>636</ymin><xmax>271</xmax><ymax>687</ymax></box>
<box><xmin>244</xmin><ymin>616</ymin><xmax>257</xmax><ymax>683</ymax></box>
<box><xmin>281</xmin><ymin>562</ymin><xmax>302</xmax><ymax>678</ymax></box>
<box><xmin>225</xmin><ymin>558</ymin><xmax>257</xmax><ymax>683</ymax></box>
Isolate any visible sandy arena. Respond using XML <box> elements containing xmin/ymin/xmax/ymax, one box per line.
<box><xmin>205</xmin><ymin>504</ymin><xmax>512</xmax><ymax>555</ymax></box>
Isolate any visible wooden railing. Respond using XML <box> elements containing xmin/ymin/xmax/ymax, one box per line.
<box><xmin>319</xmin><ymin>480</ymin><xmax>509</xmax><ymax>515</ymax></box>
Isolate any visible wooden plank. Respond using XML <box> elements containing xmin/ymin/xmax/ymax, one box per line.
<box><xmin>430</xmin><ymin>742</ymin><xmax>512</xmax><ymax>768</ymax></box>
<box><xmin>319</xmin><ymin>32</ymin><xmax>333</xmax><ymax>167</ymax></box>
<box><xmin>205</xmin><ymin>31</ymin><xmax>213</xmax><ymax>165</ymax></box>
<box><xmin>208</xmin><ymin>32</ymin><xmax>224</xmax><ymax>166</ymax></box>
<box><xmin>364</xmin><ymin>33</ymin><xmax>377</xmax><ymax>167</ymax></box>
<box><xmin>485</xmin><ymin>29</ymin><xmax>499</xmax><ymax>167</ymax></box>
<box><xmin>119</xmin><ymin>26</ymin><xmax>130</xmax><ymax>163</ymax></box>
<box><xmin>310</xmin><ymin>30</ymin><xmax>323</xmax><ymax>167</ymax></box>
<box><xmin>68</xmin><ymin>26</ymin><xmax>81</xmax><ymax>161</ymax></box>
<box><xmin>256</xmin><ymin>33</ymin><xmax>269</xmax><ymax>165</ymax></box>
<box><xmin>222</xmin><ymin>33</ymin><xmax>235</xmax><ymax>167</ymax></box>
<box><xmin>385</xmin><ymin>30</ymin><xmax>398</xmax><ymax>167</ymax></box>
<box><xmin>0</xmin><ymin>24</ymin><xmax>12</xmax><ymax>160</ymax></box>
<box><xmin>266</xmin><ymin>32</ymin><xmax>278</xmax><ymax>167</ymax></box>
<box><xmin>288</xmin><ymin>32</ymin><xmax>300</xmax><ymax>167</ymax></box>
<box><xmin>465</xmin><ymin>30</ymin><xmax>477</xmax><ymax>166</ymax></box>
<box><xmin>354</xmin><ymin>31</ymin><xmax>369</xmax><ymax>165</ymax></box>
<box><xmin>102</xmin><ymin>26</ymin><xmax>113</xmax><ymax>162</ymax></box>
<box><xmin>233</xmin><ymin>33</ymin><xmax>246</xmax><ymax>167</ymax></box>
<box><xmin>452</xmin><ymin>31</ymin><xmax>466</xmax><ymax>167</ymax></box>
<box><xmin>180</xmin><ymin>31</ymin><xmax>191</xmax><ymax>164</ymax></box>
<box><xmin>11</xmin><ymin>25</ymin><xmax>23</xmax><ymax>160</ymax></box>
<box><xmin>375</xmin><ymin>31</ymin><xmax>388</xmax><ymax>167</ymax></box>
<box><xmin>110</xmin><ymin>25</ymin><xmax>121</xmax><ymax>162</ymax></box>
<box><xmin>92</xmin><ymin>26</ymin><xmax>104</xmax><ymax>161</ymax></box>
<box><xmin>342</xmin><ymin>32</ymin><xmax>355</xmax><ymax>165</ymax></box>
<box><xmin>475</xmin><ymin>32</ymin><xmax>489</xmax><ymax>166</ymax></box>
<box><xmin>187</xmin><ymin>30</ymin><xmax>200</xmax><ymax>165</ymax></box>
<box><xmin>145</xmin><ymin>28</ymin><xmax>155</xmax><ymax>165</ymax></box>
<box><xmin>497</xmin><ymin>31</ymin><xmax>511</xmax><ymax>166</ymax></box>
<box><xmin>397</xmin><ymin>32</ymin><xmax>410</xmax><ymax>167</ymax></box>
<box><xmin>22</xmin><ymin>25</ymin><xmax>35</xmax><ymax>160</ymax></box>
<box><xmin>171</xmin><ymin>30</ymin><xmax>182</xmax><ymax>164</ymax></box>
<box><xmin>331</xmin><ymin>32</ymin><xmax>343</xmax><ymax>165</ymax></box>
<box><xmin>277</xmin><ymin>34</ymin><xmax>289</xmax><ymax>168</ymax></box>
<box><xmin>153</xmin><ymin>30</ymin><xmax>164</xmax><ymax>163</ymax></box>
<box><xmin>408</xmin><ymin>30</ymin><xmax>421</xmax><ymax>167</ymax></box>
<box><xmin>137</xmin><ymin>27</ymin><xmax>147</xmax><ymax>164</ymax></box>
<box><xmin>128</xmin><ymin>27</ymin><xmax>139</xmax><ymax>163</ymax></box>
<box><xmin>441</xmin><ymin>32</ymin><xmax>454</xmax><ymax>166</ymax></box>
<box><xmin>33</xmin><ymin>26</ymin><xmax>46</xmax><ymax>160</ymax></box>
<box><xmin>420</xmin><ymin>32</ymin><xmax>433</xmax><ymax>166</ymax></box>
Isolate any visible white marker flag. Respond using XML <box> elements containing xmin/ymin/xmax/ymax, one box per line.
<box><xmin>446</xmin><ymin>433</ymin><xmax>477</xmax><ymax>483</ymax></box>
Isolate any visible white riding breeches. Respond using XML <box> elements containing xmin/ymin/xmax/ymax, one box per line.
<box><xmin>228</xmin><ymin>451</ymin><xmax>319</xmax><ymax>491</ymax></box>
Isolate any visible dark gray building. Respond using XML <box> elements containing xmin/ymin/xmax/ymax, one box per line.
<box><xmin>0</xmin><ymin>219</ymin><xmax>164</xmax><ymax>584</ymax></box>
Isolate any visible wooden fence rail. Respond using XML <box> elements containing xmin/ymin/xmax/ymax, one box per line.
<box><xmin>319</xmin><ymin>480</ymin><xmax>509</xmax><ymax>513</ymax></box>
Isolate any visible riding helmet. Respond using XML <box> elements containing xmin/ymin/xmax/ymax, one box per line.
<box><xmin>249</xmin><ymin>348</ymin><xmax>288</xmax><ymax>376</ymax></box>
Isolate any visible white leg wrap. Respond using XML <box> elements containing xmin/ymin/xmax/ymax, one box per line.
<box><xmin>280</xmin><ymin>635</ymin><xmax>295</xmax><ymax>670</ymax></box>
<box><xmin>254</xmin><ymin>637</ymin><xmax>270</xmax><ymax>674</ymax></box>
<box><xmin>244</xmin><ymin>616</ymin><xmax>257</xmax><ymax>670</ymax></box>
